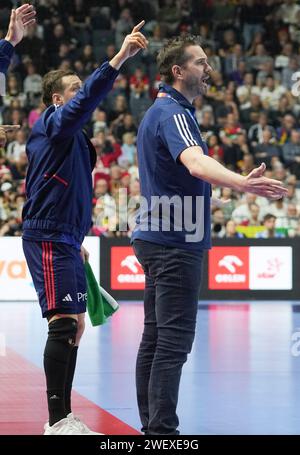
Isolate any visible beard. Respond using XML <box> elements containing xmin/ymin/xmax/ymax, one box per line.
<box><xmin>185</xmin><ymin>74</ymin><xmax>208</xmax><ymax>96</ymax></box>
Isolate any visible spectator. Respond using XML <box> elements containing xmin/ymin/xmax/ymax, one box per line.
<box><xmin>112</xmin><ymin>113</ymin><xmax>137</xmax><ymax>143</ymax></box>
<box><xmin>94</xmin><ymin>132</ymin><xmax>122</xmax><ymax>169</ymax></box>
<box><xmin>223</xmin><ymin>219</ymin><xmax>244</xmax><ymax>238</ymax></box>
<box><xmin>253</xmin><ymin>128</ymin><xmax>281</xmax><ymax>167</ymax></box>
<box><xmin>269</xmin><ymin>198</ymin><xmax>288</xmax><ymax>227</ymax></box>
<box><xmin>240</xmin><ymin>0</ymin><xmax>265</xmax><ymax>50</ymax></box>
<box><xmin>277</xmin><ymin>114</ymin><xmax>297</xmax><ymax>144</ymax></box>
<box><xmin>260</xmin><ymin>76</ymin><xmax>287</xmax><ymax>110</ymax></box>
<box><xmin>119</xmin><ymin>132</ymin><xmax>136</xmax><ymax>167</ymax></box>
<box><xmin>282</xmin><ymin>57</ymin><xmax>300</xmax><ymax>90</ymax></box>
<box><xmin>207</xmin><ymin>134</ymin><xmax>224</xmax><ymax>162</ymax></box>
<box><xmin>275</xmin><ymin>0</ymin><xmax>300</xmax><ymax>26</ymax></box>
<box><xmin>247</xmin><ymin>44</ymin><xmax>273</xmax><ymax>72</ymax></box>
<box><xmin>129</xmin><ymin>67</ymin><xmax>150</xmax><ymax>96</ymax></box>
<box><xmin>115</xmin><ymin>8</ymin><xmax>134</xmax><ymax>49</ymax></box>
<box><xmin>219</xmin><ymin>114</ymin><xmax>245</xmax><ymax>168</ymax></box>
<box><xmin>240</xmin><ymin>94</ymin><xmax>263</xmax><ymax>129</ymax></box>
<box><xmin>107</xmin><ymin>94</ymin><xmax>128</xmax><ymax>123</ymax></box>
<box><xmin>6</xmin><ymin>129</ymin><xmax>27</xmax><ymax>161</ymax></box>
<box><xmin>16</xmin><ymin>24</ymin><xmax>45</xmax><ymax>68</ymax></box>
<box><xmin>2</xmin><ymin>73</ymin><xmax>26</xmax><ymax>107</ymax></box>
<box><xmin>219</xmin><ymin>187</ymin><xmax>236</xmax><ymax>221</ymax></box>
<box><xmin>28</xmin><ymin>100</ymin><xmax>44</xmax><ymax>128</ymax></box>
<box><xmin>211</xmin><ymin>207</ymin><xmax>226</xmax><ymax>238</ymax></box>
<box><xmin>269</xmin><ymin>94</ymin><xmax>295</xmax><ymax>127</ymax></box>
<box><xmin>232</xmin><ymin>193</ymin><xmax>261</xmax><ymax>224</ymax></box>
<box><xmin>92</xmin><ymin>109</ymin><xmax>108</xmax><ymax>136</ymax></box>
<box><xmin>240</xmin><ymin>202</ymin><xmax>262</xmax><ymax>226</ymax></box>
<box><xmin>281</xmin><ymin>129</ymin><xmax>300</xmax><ymax>178</ymax></box>
<box><xmin>248</xmin><ymin>112</ymin><xmax>277</xmax><ymax>147</ymax></box>
<box><xmin>286</xmin><ymin>182</ymin><xmax>300</xmax><ymax>207</ymax></box>
<box><xmin>23</xmin><ymin>61</ymin><xmax>43</xmax><ymax>107</ymax></box>
<box><xmin>285</xmin><ymin>203</ymin><xmax>299</xmax><ymax>232</ymax></box>
<box><xmin>256</xmin><ymin>213</ymin><xmax>285</xmax><ymax>238</ymax></box>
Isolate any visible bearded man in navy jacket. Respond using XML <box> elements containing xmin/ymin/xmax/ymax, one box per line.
<box><xmin>22</xmin><ymin>21</ymin><xmax>148</xmax><ymax>435</ymax></box>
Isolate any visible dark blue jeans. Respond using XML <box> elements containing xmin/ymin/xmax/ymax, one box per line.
<box><xmin>132</xmin><ymin>239</ymin><xmax>204</xmax><ymax>435</ymax></box>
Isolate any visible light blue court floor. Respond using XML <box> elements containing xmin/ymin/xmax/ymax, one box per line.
<box><xmin>1</xmin><ymin>300</ymin><xmax>300</xmax><ymax>435</ymax></box>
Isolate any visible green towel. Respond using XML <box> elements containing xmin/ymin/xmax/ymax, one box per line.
<box><xmin>85</xmin><ymin>261</ymin><xmax>119</xmax><ymax>326</ymax></box>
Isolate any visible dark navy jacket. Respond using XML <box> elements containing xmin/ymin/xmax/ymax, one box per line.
<box><xmin>131</xmin><ymin>84</ymin><xmax>211</xmax><ymax>251</ymax></box>
<box><xmin>22</xmin><ymin>62</ymin><xmax>119</xmax><ymax>245</ymax></box>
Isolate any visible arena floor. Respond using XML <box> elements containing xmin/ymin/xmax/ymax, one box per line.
<box><xmin>0</xmin><ymin>300</ymin><xmax>300</xmax><ymax>435</ymax></box>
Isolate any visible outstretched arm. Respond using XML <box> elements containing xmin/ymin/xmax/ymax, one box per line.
<box><xmin>180</xmin><ymin>146</ymin><xmax>288</xmax><ymax>200</ymax></box>
<box><xmin>45</xmin><ymin>21</ymin><xmax>148</xmax><ymax>143</ymax></box>
<box><xmin>0</xmin><ymin>4</ymin><xmax>36</xmax><ymax>93</ymax></box>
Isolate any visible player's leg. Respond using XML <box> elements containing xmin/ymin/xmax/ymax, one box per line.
<box><xmin>64</xmin><ymin>312</ymin><xmax>85</xmax><ymax>416</ymax></box>
<box><xmin>62</xmin><ymin>251</ymin><xmax>103</xmax><ymax>434</ymax></box>
<box><xmin>44</xmin><ymin>313</ymin><xmax>78</xmax><ymax>426</ymax></box>
<box><xmin>64</xmin><ymin>248</ymin><xmax>87</xmax><ymax>417</ymax></box>
<box><xmin>22</xmin><ymin>240</ymin><xmax>81</xmax><ymax>431</ymax></box>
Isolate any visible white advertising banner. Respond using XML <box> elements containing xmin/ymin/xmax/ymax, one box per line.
<box><xmin>0</xmin><ymin>237</ymin><xmax>100</xmax><ymax>301</ymax></box>
<box><xmin>249</xmin><ymin>246</ymin><xmax>292</xmax><ymax>290</ymax></box>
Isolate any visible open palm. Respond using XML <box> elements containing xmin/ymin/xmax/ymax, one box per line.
<box><xmin>5</xmin><ymin>4</ymin><xmax>36</xmax><ymax>47</ymax></box>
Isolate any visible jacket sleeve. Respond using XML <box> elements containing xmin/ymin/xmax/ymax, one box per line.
<box><xmin>0</xmin><ymin>40</ymin><xmax>14</xmax><ymax>94</ymax></box>
<box><xmin>159</xmin><ymin>111</ymin><xmax>201</xmax><ymax>163</ymax></box>
<box><xmin>44</xmin><ymin>61</ymin><xmax>119</xmax><ymax>142</ymax></box>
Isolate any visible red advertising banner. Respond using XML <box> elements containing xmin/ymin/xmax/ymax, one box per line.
<box><xmin>111</xmin><ymin>247</ymin><xmax>145</xmax><ymax>290</ymax></box>
<box><xmin>209</xmin><ymin>247</ymin><xmax>250</xmax><ymax>290</ymax></box>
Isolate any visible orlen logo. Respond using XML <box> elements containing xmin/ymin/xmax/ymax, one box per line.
<box><xmin>111</xmin><ymin>247</ymin><xmax>145</xmax><ymax>290</ymax></box>
<box><xmin>121</xmin><ymin>255</ymin><xmax>141</xmax><ymax>273</ymax></box>
<box><xmin>218</xmin><ymin>255</ymin><xmax>243</xmax><ymax>273</ymax></box>
<box><xmin>209</xmin><ymin>247</ymin><xmax>249</xmax><ymax>290</ymax></box>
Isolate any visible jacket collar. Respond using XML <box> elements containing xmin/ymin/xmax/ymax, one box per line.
<box><xmin>158</xmin><ymin>83</ymin><xmax>195</xmax><ymax>114</ymax></box>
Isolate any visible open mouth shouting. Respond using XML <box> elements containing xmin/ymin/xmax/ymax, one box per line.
<box><xmin>201</xmin><ymin>74</ymin><xmax>210</xmax><ymax>89</ymax></box>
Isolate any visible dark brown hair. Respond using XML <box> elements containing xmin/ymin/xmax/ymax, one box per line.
<box><xmin>42</xmin><ymin>69</ymin><xmax>76</xmax><ymax>106</ymax></box>
<box><xmin>157</xmin><ymin>35</ymin><xmax>202</xmax><ymax>85</ymax></box>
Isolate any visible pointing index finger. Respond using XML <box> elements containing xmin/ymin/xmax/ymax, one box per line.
<box><xmin>132</xmin><ymin>20</ymin><xmax>145</xmax><ymax>34</ymax></box>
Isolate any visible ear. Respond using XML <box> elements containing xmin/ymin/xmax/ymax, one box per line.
<box><xmin>52</xmin><ymin>93</ymin><xmax>63</xmax><ymax>106</ymax></box>
<box><xmin>172</xmin><ymin>64</ymin><xmax>184</xmax><ymax>81</ymax></box>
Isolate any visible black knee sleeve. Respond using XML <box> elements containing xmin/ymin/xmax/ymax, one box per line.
<box><xmin>47</xmin><ymin>317</ymin><xmax>78</xmax><ymax>346</ymax></box>
<box><xmin>44</xmin><ymin>318</ymin><xmax>78</xmax><ymax>365</ymax></box>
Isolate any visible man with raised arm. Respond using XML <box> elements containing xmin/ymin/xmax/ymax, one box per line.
<box><xmin>22</xmin><ymin>21</ymin><xmax>148</xmax><ymax>435</ymax></box>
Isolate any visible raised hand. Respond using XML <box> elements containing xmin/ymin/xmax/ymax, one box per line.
<box><xmin>0</xmin><ymin>125</ymin><xmax>20</xmax><ymax>147</ymax></box>
<box><xmin>110</xmin><ymin>20</ymin><xmax>148</xmax><ymax>70</ymax></box>
<box><xmin>243</xmin><ymin>162</ymin><xmax>288</xmax><ymax>200</ymax></box>
<box><xmin>5</xmin><ymin>4</ymin><xmax>36</xmax><ymax>47</ymax></box>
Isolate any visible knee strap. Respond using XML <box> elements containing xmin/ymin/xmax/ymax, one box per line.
<box><xmin>47</xmin><ymin>318</ymin><xmax>78</xmax><ymax>347</ymax></box>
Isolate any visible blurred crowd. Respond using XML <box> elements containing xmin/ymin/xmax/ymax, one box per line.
<box><xmin>0</xmin><ymin>0</ymin><xmax>300</xmax><ymax>239</ymax></box>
